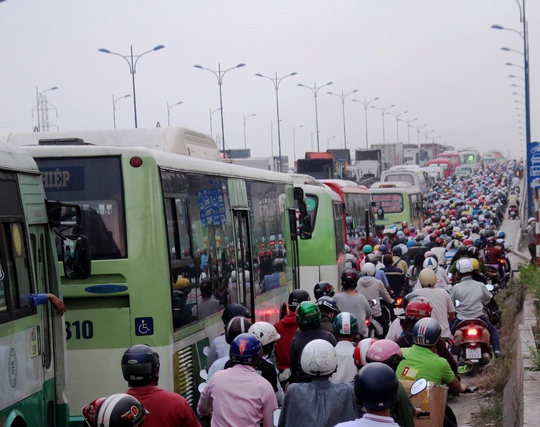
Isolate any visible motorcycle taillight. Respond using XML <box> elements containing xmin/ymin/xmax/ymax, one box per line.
<box><xmin>395</xmin><ymin>296</ymin><xmax>404</xmax><ymax>307</ymax></box>
<box><xmin>365</xmin><ymin>319</ymin><xmax>371</xmax><ymax>326</ymax></box>
<box><xmin>465</xmin><ymin>328</ymin><xmax>479</xmax><ymax>336</ymax></box>
<box><xmin>498</xmin><ymin>258</ymin><xmax>505</xmax><ymax>265</ymax></box>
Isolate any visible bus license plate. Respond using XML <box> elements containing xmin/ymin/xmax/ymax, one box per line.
<box><xmin>466</xmin><ymin>348</ymin><xmax>481</xmax><ymax>359</ymax></box>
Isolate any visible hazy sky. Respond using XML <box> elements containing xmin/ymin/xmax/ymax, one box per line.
<box><xmin>0</xmin><ymin>0</ymin><xmax>537</xmax><ymax>163</ymax></box>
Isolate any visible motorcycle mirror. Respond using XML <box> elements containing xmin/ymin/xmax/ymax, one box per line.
<box><xmin>273</xmin><ymin>408</ymin><xmax>282</xmax><ymax>427</ymax></box>
<box><xmin>370</xmin><ymin>299</ymin><xmax>378</xmax><ymax>306</ymax></box>
<box><xmin>203</xmin><ymin>346</ymin><xmax>210</xmax><ymax>357</ymax></box>
<box><xmin>200</xmin><ymin>369</ymin><xmax>208</xmax><ymax>381</ymax></box>
<box><xmin>455</xmin><ymin>300</ymin><xmax>460</xmax><ymax>307</ymax></box>
<box><xmin>486</xmin><ymin>284</ymin><xmax>494</xmax><ymax>292</ymax></box>
<box><xmin>410</xmin><ymin>378</ymin><xmax>428</xmax><ymax>397</ymax></box>
<box><xmin>198</xmin><ymin>382</ymin><xmax>207</xmax><ymax>393</ymax></box>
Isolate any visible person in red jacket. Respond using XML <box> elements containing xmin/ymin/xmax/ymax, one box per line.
<box><xmin>274</xmin><ymin>290</ymin><xmax>310</xmax><ymax>383</ymax></box>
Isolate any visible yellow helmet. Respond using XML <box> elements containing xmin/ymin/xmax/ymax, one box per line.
<box><xmin>471</xmin><ymin>258</ymin><xmax>480</xmax><ymax>271</ymax></box>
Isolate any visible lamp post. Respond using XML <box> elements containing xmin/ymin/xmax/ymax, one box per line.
<box><xmin>371</xmin><ymin>104</ymin><xmax>395</xmax><ymax>143</ymax></box>
<box><xmin>424</xmin><ymin>130</ymin><xmax>435</xmax><ymax>145</ymax></box>
<box><xmin>327</xmin><ymin>135</ymin><xmax>336</xmax><ymax>149</ymax></box>
<box><xmin>243</xmin><ymin>113</ymin><xmax>256</xmax><ymax>150</ymax></box>
<box><xmin>405</xmin><ymin>117</ymin><xmax>418</xmax><ymax>144</ymax></box>
<box><xmin>209</xmin><ymin>107</ymin><xmax>221</xmax><ymax>138</ymax></box>
<box><xmin>167</xmin><ymin>101</ymin><xmax>183</xmax><ymax>127</ymax></box>
<box><xmin>194</xmin><ymin>63</ymin><xmax>245</xmax><ymax>153</ymax></box>
<box><xmin>386</xmin><ymin>110</ymin><xmax>408</xmax><ymax>143</ymax></box>
<box><xmin>256</xmin><ymin>71</ymin><xmax>297</xmax><ymax>172</ymax></box>
<box><xmin>112</xmin><ymin>94</ymin><xmax>130</xmax><ymax>129</ymax></box>
<box><xmin>352</xmin><ymin>97</ymin><xmax>379</xmax><ymax>148</ymax></box>
<box><xmin>270</xmin><ymin>119</ymin><xmax>282</xmax><ymax>160</ymax></box>
<box><xmin>293</xmin><ymin>124</ymin><xmax>303</xmax><ymax>164</ymax></box>
<box><xmin>328</xmin><ymin>89</ymin><xmax>357</xmax><ymax>150</ymax></box>
<box><xmin>99</xmin><ymin>45</ymin><xmax>165</xmax><ymax>128</ymax></box>
<box><xmin>298</xmin><ymin>81</ymin><xmax>333</xmax><ymax>152</ymax></box>
<box><xmin>35</xmin><ymin>86</ymin><xmax>58</xmax><ymax>132</ymax></box>
<box><xmin>416</xmin><ymin>124</ymin><xmax>427</xmax><ymax>146</ymax></box>
<box><xmin>492</xmin><ymin>6</ymin><xmax>531</xmax><ymax>216</ymax></box>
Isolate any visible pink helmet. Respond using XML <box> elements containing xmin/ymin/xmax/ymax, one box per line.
<box><xmin>366</xmin><ymin>339</ymin><xmax>404</xmax><ymax>369</ymax></box>
<box><xmin>353</xmin><ymin>338</ymin><xmax>378</xmax><ymax>368</ymax></box>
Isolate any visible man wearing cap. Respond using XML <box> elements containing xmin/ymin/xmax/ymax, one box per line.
<box><xmin>527</xmin><ymin>218</ymin><xmax>536</xmax><ymax>267</ymax></box>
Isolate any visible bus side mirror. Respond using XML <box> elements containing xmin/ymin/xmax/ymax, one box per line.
<box><xmin>377</xmin><ymin>206</ymin><xmax>385</xmax><ymax>220</ymax></box>
<box><xmin>63</xmin><ymin>235</ymin><xmax>91</xmax><ymax>279</ymax></box>
<box><xmin>297</xmin><ymin>201</ymin><xmax>312</xmax><ymax>240</ymax></box>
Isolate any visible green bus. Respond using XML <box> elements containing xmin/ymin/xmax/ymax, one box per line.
<box><xmin>370</xmin><ymin>182</ymin><xmax>424</xmax><ymax>230</ymax></box>
<box><xmin>5</xmin><ymin>128</ymin><xmax>300</xmax><ymax>424</ymax></box>
<box><xmin>0</xmin><ymin>142</ymin><xmax>88</xmax><ymax>427</ymax></box>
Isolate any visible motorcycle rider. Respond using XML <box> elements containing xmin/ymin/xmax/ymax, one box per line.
<box><xmin>344</xmin><ymin>245</ymin><xmax>358</xmax><ymax>270</ymax></box>
<box><xmin>527</xmin><ymin>218</ymin><xmax>537</xmax><ymax>266</ymax></box>
<box><xmin>314</xmin><ymin>281</ymin><xmax>335</xmax><ymax>300</ymax></box>
<box><xmin>289</xmin><ymin>302</ymin><xmax>337</xmax><ymax>384</ymax></box>
<box><xmin>278</xmin><ymin>339</ymin><xmax>357</xmax><ymax>427</ymax></box>
<box><xmin>356</xmin><ymin>263</ymin><xmax>394</xmax><ymax>338</ymax></box>
<box><xmin>84</xmin><ymin>394</ymin><xmax>147</xmax><ymax>427</ymax></box>
<box><xmin>330</xmin><ymin>312</ymin><xmax>360</xmax><ymax>384</ymax></box>
<box><xmin>506</xmin><ymin>191</ymin><xmax>519</xmax><ymax>217</ymax></box>
<box><xmin>316</xmin><ymin>295</ymin><xmax>341</xmax><ymax>333</ymax></box>
<box><xmin>334</xmin><ymin>269</ymin><xmax>372</xmax><ymax>338</ymax></box>
<box><xmin>449</xmin><ymin>258</ymin><xmax>501</xmax><ymax>357</ymax></box>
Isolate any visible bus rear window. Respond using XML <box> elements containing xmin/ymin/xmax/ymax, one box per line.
<box><xmin>372</xmin><ymin>193</ymin><xmax>404</xmax><ymax>213</ymax></box>
<box><xmin>36</xmin><ymin>157</ymin><xmax>126</xmax><ymax>260</ymax></box>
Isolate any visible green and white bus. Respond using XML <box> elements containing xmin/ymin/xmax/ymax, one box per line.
<box><xmin>0</xmin><ymin>142</ymin><xmax>89</xmax><ymax>427</ymax></box>
<box><xmin>370</xmin><ymin>182</ymin><xmax>424</xmax><ymax>229</ymax></box>
<box><xmin>4</xmin><ymin>128</ymin><xmax>301</xmax><ymax>424</ymax></box>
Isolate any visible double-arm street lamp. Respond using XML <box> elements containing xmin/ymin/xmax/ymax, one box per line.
<box><xmin>492</xmin><ymin>3</ymin><xmax>531</xmax><ymax>216</ymax></box>
<box><xmin>328</xmin><ymin>89</ymin><xmax>357</xmax><ymax>150</ymax></box>
<box><xmin>256</xmin><ymin>71</ymin><xmax>297</xmax><ymax>172</ymax></box>
<box><xmin>371</xmin><ymin>104</ymin><xmax>395</xmax><ymax>143</ymax></box>
<box><xmin>424</xmin><ymin>129</ymin><xmax>435</xmax><ymax>145</ymax></box>
<box><xmin>298</xmin><ymin>81</ymin><xmax>333</xmax><ymax>152</ymax></box>
<box><xmin>352</xmin><ymin>97</ymin><xmax>379</xmax><ymax>148</ymax></box>
<box><xmin>327</xmin><ymin>135</ymin><xmax>336</xmax><ymax>149</ymax></box>
<box><xmin>112</xmin><ymin>94</ymin><xmax>130</xmax><ymax>129</ymax></box>
<box><xmin>209</xmin><ymin>107</ymin><xmax>221</xmax><ymax>138</ymax></box>
<box><xmin>386</xmin><ymin>110</ymin><xmax>408</xmax><ymax>144</ymax></box>
<box><xmin>416</xmin><ymin>124</ymin><xmax>427</xmax><ymax>146</ymax></box>
<box><xmin>404</xmin><ymin>117</ymin><xmax>418</xmax><ymax>144</ymax></box>
<box><xmin>293</xmin><ymin>124</ymin><xmax>303</xmax><ymax>164</ymax></box>
<box><xmin>194</xmin><ymin>63</ymin><xmax>246</xmax><ymax>153</ymax></box>
<box><xmin>243</xmin><ymin>113</ymin><xmax>256</xmax><ymax>150</ymax></box>
<box><xmin>99</xmin><ymin>45</ymin><xmax>165</xmax><ymax>128</ymax></box>
<box><xmin>167</xmin><ymin>101</ymin><xmax>183</xmax><ymax>126</ymax></box>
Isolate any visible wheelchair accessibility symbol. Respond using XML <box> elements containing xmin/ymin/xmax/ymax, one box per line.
<box><xmin>135</xmin><ymin>317</ymin><xmax>154</xmax><ymax>336</ymax></box>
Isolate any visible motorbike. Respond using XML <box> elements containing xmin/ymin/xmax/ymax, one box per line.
<box><xmin>508</xmin><ymin>205</ymin><xmax>518</xmax><ymax>219</ymax></box>
<box><xmin>366</xmin><ymin>299</ymin><xmax>385</xmax><ymax>338</ymax></box>
<box><xmin>453</xmin><ymin>318</ymin><xmax>492</xmax><ymax>376</ymax></box>
<box><xmin>485</xmin><ymin>256</ymin><xmax>509</xmax><ymax>289</ymax></box>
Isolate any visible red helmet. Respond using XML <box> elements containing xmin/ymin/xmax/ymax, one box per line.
<box><xmin>429</xmin><ymin>233</ymin><xmax>437</xmax><ymax>242</ymax></box>
<box><xmin>82</xmin><ymin>397</ymin><xmax>107</xmax><ymax>427</ymax></box>
<box><xmin>404</xmin><ymin>300</ymin><xmax>433</xmax><ymax>320</ymax></box>
<box><xmin>462</xmin><ymin>239</ymin><xmax>473</xmax><ymax>246</ymax></box>
<box><xmin>353</xmin><ymin>338</ymin><xmax>378</xmax><ymax>368</ymax></box>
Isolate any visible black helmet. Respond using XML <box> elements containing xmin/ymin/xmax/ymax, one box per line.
<box><xmin>200</xmin><ymin>278</ymin><xmax>213</xmax><ymax>298</ymax></box>
<box><xmin>316</xmin><ymin>296</ymin><xmax>340</xmax><ymax>314</ymax></box>
<box><xmin>314</xmin><ymin>281</ymin><xmax>335</xmax><ymax>300</ymax></box>
<box><xmin>341</xmin><ymin>269</ymin><xmax>359</xmax><ymax>289</ymax></box>
<box><xmin>354</xmin><ymin>362</ymin><xmax>399</xmax><ymax>410</ymax></box>
<box><xmin>392</xmin><ymin>246</ymin><xmax>402</xmax><ymax>256</ymax></box>
<box><xmin>225</xmin><ymin>316</ymin><xmax>253</xmax><ymax>344</ymax></box>
<box><xmin>229</xmin><ymin>333</ymin><xmax>263</xmax><ymax>365</ymax></box>
<box><xmin>412</xmin><ymin>318</ymin><xmax>442</xmax><ymax>347</ymax></box>
<box><xmin>94</xmin><ymin>394</ymin><xmax>146</xmax><ymax>427</ymax></box>
<box><xmin>222</xmin><ymin>303</ymin><xmax>249</xmax><ymax>325</ymax></box>
<box><xmin>288</xmin><ymin>289</ymin><xmax>310</xmax><ymax>308</ymax></box>
<box><xmin>121</xmin><ymin>345</ymin><xmax>160</xmax><ymax>383</ymax></box>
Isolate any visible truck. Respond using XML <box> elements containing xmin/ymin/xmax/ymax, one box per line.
<box><xmin>352</xmin><ymin>148</ymin><xmax>383</xmax><ymax>186</ymax></box>
<box><xmin>370</xmin><ymin>142</ymin><xmax>404</xmax><ymax>170</ymax></box>
<box><xmin>226</xmin><ymin>155</ymin><xmax>289</xmax><ymax>172</ymax></box>
<box><xmin>297</xmin><ymin>155</ymin><xmax>334</xmax><ymax>179</ymax></box>
<box><xmin>420</xmin><ymin>143</ymin><xmax>454</xmax><ymax>163</ymax></box>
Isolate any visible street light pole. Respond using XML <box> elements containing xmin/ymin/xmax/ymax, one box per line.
<box><xmin>416</xmin><ymin>124</ymin><xmax>427</xmax><ymax>146</ymax></box>
<box><xmin>112</xmin><ymin>94</ymin><xmax>130</xmax><ymax>129</ymax></box>
<box><xmin>293</xmin><ymin>124</ymin><xmax>303</xmax><ymax>165</ymax></box>
<box><xmin>209</xmin><ymin>107</ymin><xmax>221</xmax><ymax>138</ymax></box>
<box><xmin>492</xmin><ymin>4</ymin><xmax>531</xmax><ymax>216</ymax></box>
<box><xmin>298</xmin><ymin>81</ymin><xmax>333</xmax><ymax>152</ymax></box>
<box><xmin>243</xmin><ymin>113</ymin><xmax>256</xmax><ymax>150</ymax></box>
<box><xmin>99</xmin><ymin>44</ymin><xmax>165</xmax><ymax>128</ymax></box>
<box><xmin>352</xmin><ymin>97</ymin><xmax>379</xmax><ymax>148</ymax></box>
<box><xmin>424</xmin><ymin>129</ymin><xmax>435</xmax><ymax>145</ymax></box>
<box><xmin>327</xmin><ymin>135</ymin><xmax>336</xmax><ymax>150</ymax></box>
<box><xmin>386</xmin><ymin>110</ymin><xmax>408</xmax><ymax>144</ymax></box>
<box><xmin>256</xmin><ymin>71</ymin><xmax>297</xmax><ymax>172</ymax></box>
<box><xmin>405</xmin><ymin>117</ymin><xmax>418</xmax><ymax>144</ymax></box>
<box><xmin>194</xmin><ymin>63</ymin><xmax>246</xmax><ymax>154</ymax></box>
<box><xmin>167</xmin><ymin>101</ymin><xmax>183</xmax><ymax>127</ymax></box>
<box><xmin>328</xmin><ymin>89</ymin><xmax>357</xmax><ymax>150</ymax></box>
<box><xmin>270</xmin><ymin>119</ymin><xmax>282</xmax><ymax>163</ymax></box>
<box><xmin>371</xmin><ymin>104</ymin><xmax>395</xmax><ymax>143</ymax></box>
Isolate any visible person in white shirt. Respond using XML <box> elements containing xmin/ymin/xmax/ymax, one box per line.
<box><xmin>330</xmin><ymin>312</ymin><xmax>359</xmax><ymax>384</ymax></box>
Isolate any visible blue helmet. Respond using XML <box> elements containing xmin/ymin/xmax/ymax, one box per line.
<box><xmin>121</xmin><ymin>345</ymin><xmax>160</xmax><ymax>383</ymax></box>
<box><xmin>229</xmin><ymin>333</ymin><xmax>263</xmax><ymax>365</ymax></box>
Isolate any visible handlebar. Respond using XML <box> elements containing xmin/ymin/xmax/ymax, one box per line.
<box><xmin>417</xmin><ymin>411</ymin><xmax>430</xmax><ymax>418</ymax></box>
<box><xmin>464</xmin><ymin>386</ymin><xmax>478</xmax><ymax>394</ymax></box>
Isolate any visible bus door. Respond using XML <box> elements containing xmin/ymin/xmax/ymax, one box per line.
<box><xmin>232</xmin><ymin>210</ymin><xmax>255</xmax><ymax>319</ymax></box>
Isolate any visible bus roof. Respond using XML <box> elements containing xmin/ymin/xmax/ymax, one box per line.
<box><xmin>0</xmin><ymin>141</ymin><xmax>40</xmax><ymax>174</ymax></box>
<box><xmin>320</xmin><ymin>179</ymin><xmax>370</xmax><ymax>194</ymax></box>
<box><xmin>17</xmin><ymin>144</ymin><xmax>294</xmax><ymax>185</ymax></box>
<box><xmin>2</xmin><ymin>127</ymin><xmax>221</xmax><ymax>161</ymax></box>
<box><xmin>370</xmin><ymin>181</ymin><xmax>418</xmax><ymax>190</ymax></box>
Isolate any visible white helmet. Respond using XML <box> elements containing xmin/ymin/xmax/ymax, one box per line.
<box><xmin>419</xmin><ymin>268</ymin><xmax>437</xmax><ymax>288</ymax></box>
<box><xmin>248</xmin><ymin>322</ymin><xmax>281</xmax><ymax>346</ymax></box>
<box><xmin>344</xmin><ymin>244</ymin><xmax>351</xmax><ymax>253</ymax></box>
<box><xmin>422</xmin><ymin>257</ymin><xmax>438</xmax><ymax>271</ymax></box>
<box><xmin>456</xmin><ymin>258</ymin><xmax>473</xmax><ymax>274</ymax></box>
<box><xmin>361</xmin><ymin>262</ymin><xmax>376</xmax><ymax>276</ymax></box>
<box><xmin>300</xmin><ymin>339</ymin><xmax>337</xmax><ymax>377</ymax></box>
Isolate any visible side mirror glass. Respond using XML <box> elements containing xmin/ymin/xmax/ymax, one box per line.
<box><xmin>410</xmin><ymin>378</ymin><xmax>427</xmax><ymax>396</ymax></box>
<box><xmin>273</xmin><ymin>408</ymin><xmax>281</xmax><ymax>427</ymax></box>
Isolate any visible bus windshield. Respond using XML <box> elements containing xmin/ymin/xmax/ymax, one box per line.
<box><xmin>372</xmin><ymin>193</ymin><xmax>404</xmax><ymax>213</ymax></box>
<box><xmin>36</xmin><ymin>157</ymin><xmax>126</xmax><ymax>259</ymax></box>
